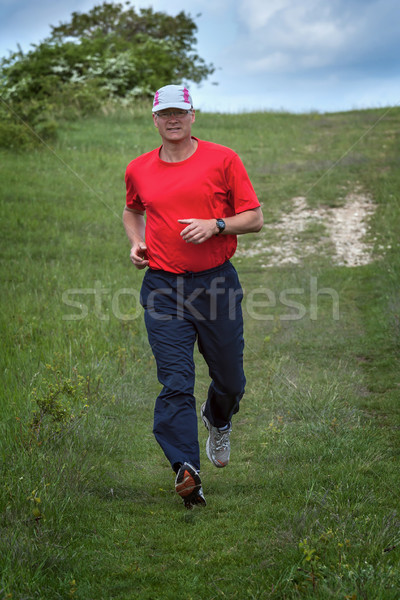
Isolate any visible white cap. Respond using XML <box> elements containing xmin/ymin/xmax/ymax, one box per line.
<box><xmin>152</xmin><ymin>84</ymin><xmax>193</xmax><ymax>113</ymax></box>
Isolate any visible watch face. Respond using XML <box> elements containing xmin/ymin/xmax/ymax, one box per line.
<box><xmin>217</xmin><ymin>219</ymin><xmax>225</xmax><ymax>232</ymax></box>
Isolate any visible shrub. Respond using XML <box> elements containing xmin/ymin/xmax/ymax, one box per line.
<box><xmin>0</xmin><ymin>100</ymin><xmax>57</xmax><ymax>149</ymax></box>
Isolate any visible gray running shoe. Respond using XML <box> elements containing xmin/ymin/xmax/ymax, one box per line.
<box><xmin>201</xmin><ymin>402</ymin><xmax>232</xmax><ymax>468</ymax></box>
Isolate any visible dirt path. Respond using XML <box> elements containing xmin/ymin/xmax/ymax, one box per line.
<box><xmin>237</xmin><ymin>191</ymin><xmax>376</xmax><ymax>267</ymax></box>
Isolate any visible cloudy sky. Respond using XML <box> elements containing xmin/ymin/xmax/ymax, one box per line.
<box><xmin>1</xmin><ymin>0</ymin><xmax>399</xmax><ymax>113</ymax></box>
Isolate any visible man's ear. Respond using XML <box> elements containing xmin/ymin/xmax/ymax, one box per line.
<box><xmin>152</xmin><ymin>113</ymin><xmax>159</xmax><ymax>128</ymax></box>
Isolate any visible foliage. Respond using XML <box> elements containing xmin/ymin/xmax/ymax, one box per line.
<box><xmin>0</xmin><ymin>2</ymin><xmax>214</xmax><ymax>147</ymax></box>
<box><xmin>0</xmin><ymin>2</ymin><xmax>213</xmax><ymax>105</ymax></box>
<box><xmin>0</xmin><ymin>98</ymin><xmax>58</xmax><ymax>149</ymax></box>
<box><xmin>29</xmin><ymin>363</ymin><xmax>93</xmax><ymax>443</ymax></box>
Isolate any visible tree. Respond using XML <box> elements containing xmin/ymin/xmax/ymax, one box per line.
<box><xmin>0</xmin><ymin>2</ymin><xmax>214</xmax><ymax>105</ymax></box>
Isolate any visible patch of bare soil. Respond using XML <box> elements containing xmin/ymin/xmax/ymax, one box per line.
<box><xmin>237</xmin><ymin>191</ymin><xmax>376</xmax><ymax>267</ymax></box>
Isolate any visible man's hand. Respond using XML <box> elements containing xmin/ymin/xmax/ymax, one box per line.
<box><xmin>130</xmin><ymin>242</ymin><xmax>149</xmax><ymax>269</ymax></box>
<box><xmin>178</xmin><ymin>208</ymin><xmax>263</xmax><ymax>244</ymax></box>
<box><xmin>178</xmin><ymin>219</ymin><xmax>217</xmax><ymax>244</ymax></box>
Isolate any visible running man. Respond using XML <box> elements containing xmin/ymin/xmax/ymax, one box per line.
<box><xmin>123</xmin><ymin>84</ymin><xmax>263</xmax><ymax>508</ymax></box>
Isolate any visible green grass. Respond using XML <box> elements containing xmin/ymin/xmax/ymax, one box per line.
<box><xmin>1</xmin><ymin>105</ymin><xmax>400</xmax><ymax>599</ymax></box>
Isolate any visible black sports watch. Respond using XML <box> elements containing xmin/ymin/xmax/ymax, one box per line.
<box><xmin>215</xmin><ymin>218</ymin><xmax>226</xmax><ymax>235</ymax></box>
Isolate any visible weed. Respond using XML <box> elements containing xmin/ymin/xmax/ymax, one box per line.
<box><xmin>29</xmin><ymin>363</ymin><xmax>93</xmax><ymax>443</ymax></box>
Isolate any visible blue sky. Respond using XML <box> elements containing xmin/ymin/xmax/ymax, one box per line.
<box><xmin>1</xmin><ymin>0</ymin><xmax>399</xmax><ymax>113</ymax></box>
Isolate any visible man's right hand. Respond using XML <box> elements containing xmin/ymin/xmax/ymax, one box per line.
<box><xmin>130</xmin><ymin>242</ymin><xmax>149</xmax><ymax>269</ymax></box>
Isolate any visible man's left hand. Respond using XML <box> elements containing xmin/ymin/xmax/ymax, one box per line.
<box><xmin>178</xmin><ymin>219</ymin><xmax>217</xmax><ymax>244</ymax></box>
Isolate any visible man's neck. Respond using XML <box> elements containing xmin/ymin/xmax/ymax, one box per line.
<box><xmin>159</xmin><ymin>137</ymin><xmax>198</xmax><ymax>163</ymax></box>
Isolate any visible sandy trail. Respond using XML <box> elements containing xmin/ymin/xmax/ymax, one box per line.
<box><xmin>237</xmin><ymin>191</ymin><xmax>376</xmax><ymax>267</ymax></box>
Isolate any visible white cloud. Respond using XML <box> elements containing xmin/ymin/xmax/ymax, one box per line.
<box><xmin>237</xmin><ymin>0</ymin><xmax>293</xmax><ymax>31</ymax></box>
<box><xmin>232</xmin><ymin>0</ymin><xmax>357</xmax><ymax>74</ymax></box>
<box><xmin>134</xmin><ymin>0</ymin><xmax>231</xmax><ymax>17</ymax></box>
<box><xmin>245</xmin><ymin>52</ymin><xmax>291</xmax><ymax>73</ymax></box>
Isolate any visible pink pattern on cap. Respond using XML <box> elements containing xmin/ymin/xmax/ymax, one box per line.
<box><xmin>153</xmin><ymin>91</ymin><xmax>159</xmax><ymax>106</ymax></box>
<box><xmin>183</xmin><ymin>88</ymin><xmax>190</xmax><ymax>104</ymax></box>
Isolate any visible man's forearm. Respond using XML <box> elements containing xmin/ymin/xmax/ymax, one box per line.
<box><xmin>123</xmin><ymin>207</ymin><xmax>146</xmax><ymax>245</ymax></box>
<box><xmin>222</xmin><ymin>207</ymin><xmax>263</xmax><ymax>235</ymax></box>
<box><xmin>178</xmin><ymin>207</ymin><xmax>263</xmax><ymax>244</ymax></box>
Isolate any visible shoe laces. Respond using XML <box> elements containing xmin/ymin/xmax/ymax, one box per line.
<box><xmin>212</xmin><ymin>426</ymin><xmax>231</xmax><ymax>451</ymax></box>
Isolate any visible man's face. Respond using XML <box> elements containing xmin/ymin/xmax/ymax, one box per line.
<box><xmin>153</xmin><ymin>108</ymin><xmax>195</xmax><ymax>142</ymax></box>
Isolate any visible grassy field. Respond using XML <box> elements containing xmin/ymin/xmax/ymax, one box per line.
<box><xmin>1</xmin><ymin>104</ymin><xmax>400</xmax><ymax>599</ymax></box>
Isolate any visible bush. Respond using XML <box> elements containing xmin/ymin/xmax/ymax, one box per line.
<box><xmin>0</xmin><ymin>3</ymin><xmax>215</xmax><ymax>148</ymax></box>
<box><xmin>0</xmin><ymin>100</ymin><xmax>57</xmax><ymax>149</ymax></box>
<box><xmin>0</xmin><ymin>3</ymin><xmax>214</xmax><ymax>111</ymax></box>
<box><xmin>0</xmin><ymin>117</ymin><xmax>36</xmax><ymax>149</ymax></box>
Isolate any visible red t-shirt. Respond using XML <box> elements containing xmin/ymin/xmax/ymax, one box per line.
<box><xmin>125</xmin><ymin>137</ymin><xmax>260</xmax><ymax>273</ymax></box>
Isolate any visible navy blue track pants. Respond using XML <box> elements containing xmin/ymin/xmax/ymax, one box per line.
<box><xmin>140</xmin><ymin>260</ymin><xmax>246</xmax><ymax>471</ymax></box>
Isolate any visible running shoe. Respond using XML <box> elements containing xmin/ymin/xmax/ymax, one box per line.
<box><xmin>175</xmin><ymin>462</ymin><xmax>207</xmax><ymax>509</ymax></box>
<box><xmin>201</xmin><ymin>402</ymin><xmax>232</xmax><ymax>468</ymax></box>
<box><xmin>185</xmin><ymin>487</ymin><xmax>207</xmax><ymax>510</ymax></box>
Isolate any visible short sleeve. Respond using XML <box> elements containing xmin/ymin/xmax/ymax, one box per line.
<box><xmin>226</xmin><ymin>154</ymin><xmax>260</xmax><ymax>214</ymax></box>
<box><xmin>125</xmin><ymin>166</ymin><xmax>145</xmax><ymax>212</ymax></box>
